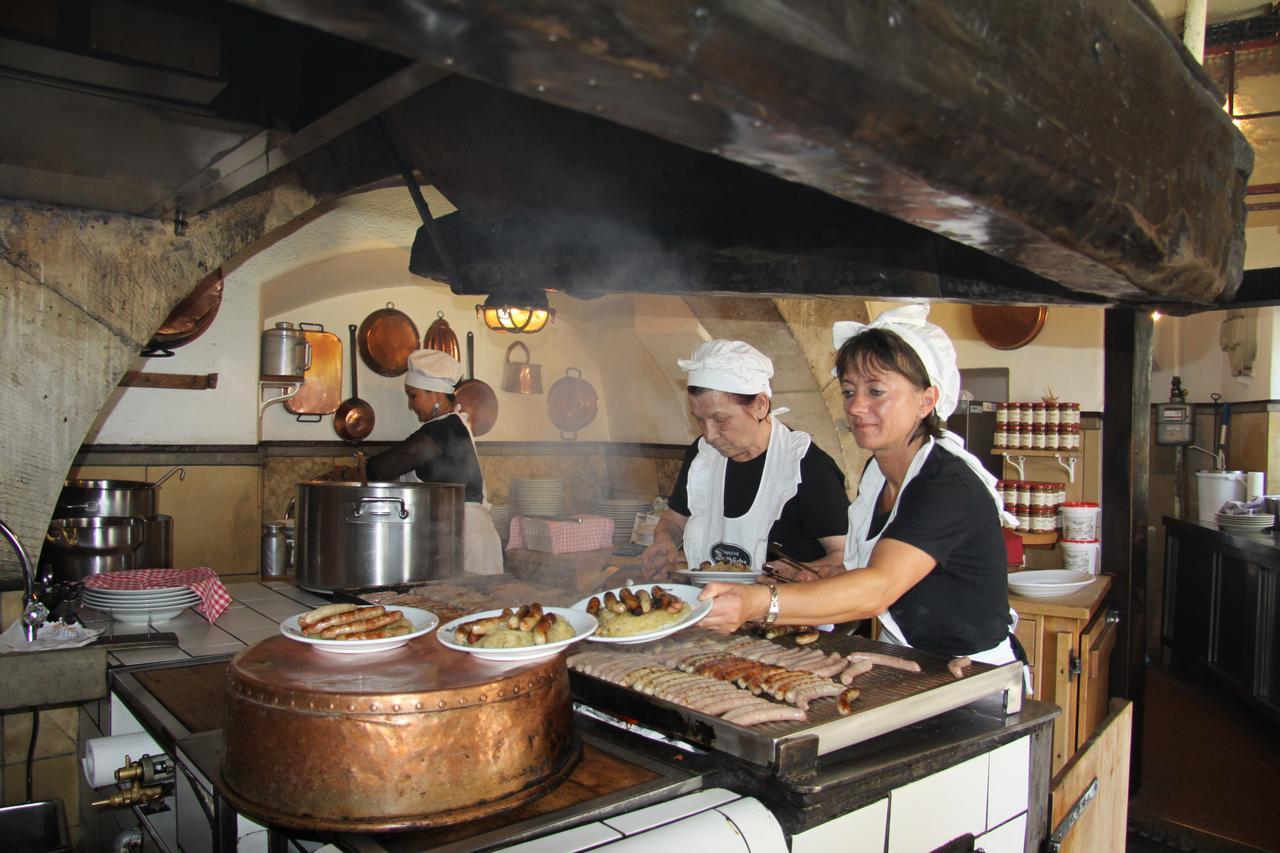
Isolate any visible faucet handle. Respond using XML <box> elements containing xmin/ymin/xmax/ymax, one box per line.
<box><xmin>22</xmin><ymin>597</ymin><xmax>48</xmax><ymax>641</ymax></box>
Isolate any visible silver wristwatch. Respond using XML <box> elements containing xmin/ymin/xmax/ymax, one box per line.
<box><xmin>762</xmin><ymin>583</ymin><xmax>780</xmax><ymax>626</ymax></box>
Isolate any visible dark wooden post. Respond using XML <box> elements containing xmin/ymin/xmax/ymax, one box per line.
<box><xmin>1101</xmin><ymin>308</ymin><xmax>1153</xmax><ymax>788</ymax></box>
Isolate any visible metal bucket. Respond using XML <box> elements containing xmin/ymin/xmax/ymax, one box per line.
<box><xmin>136</xmin><ymin>515</ymin><xmax>173</xmax><ymax>569</ymax></box>
<box><xmin>260</xmin><ymin>322</ymin><xmax>312</xmax><ymax>383</ymax></box>
<box><xmin>294</xmin><ymin>481</ymin><xmax>464</xmax><ymax>592</ymax></box>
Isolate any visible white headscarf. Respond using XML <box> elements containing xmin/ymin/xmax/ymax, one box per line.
<box><xmin>678</xmin><ymin>340</ymin><xmax>774</xmax><ymax>397</ymax></box>
<box><xmin>405</xmin><ymin>349</ymin><xmax>464</xmax><ymax>394</ymax></box>
<box><xmin>832</xmin><ymin>302</ymin><xmax>1016</xmax><ymax>527</ymax></box>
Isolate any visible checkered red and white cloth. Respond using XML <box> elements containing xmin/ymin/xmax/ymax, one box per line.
<box><xmin>506</xmin><ymin>515</ymin><xmax>614</xmax><ymax>555</ymax></box>
<box><xmin>84</xmin><ymin>568</ymin><xmax>232</xmax><ymax>623</ymax></box>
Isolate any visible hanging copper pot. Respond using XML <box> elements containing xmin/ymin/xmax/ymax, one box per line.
<box><xmin>971</xmin><ymin>305</ymin><xmax>1047</xmax><ymax>350</ymax></box>
<box><xmin>142</xmin><ymin>268</ymin><xmax>224</xmax><ymax>356</ymax></box>
<box><xmin>422</xmin><ymin>311</ymin><xmax>461</xmax><ymax>362</ymax></box>
<box><xmin>357</xmin><ymin>302</ymin><xmax>420</xmax><ymax>377</ymax></box>
<box><xmin>546</xmin><ymin>367</ymin><xmax>599</xmax><ymax>440</ymax></box>
<box><xmin>501</xmin><ymin>342</ymin><xmax>543</xmax><ymax>394</ymax></box>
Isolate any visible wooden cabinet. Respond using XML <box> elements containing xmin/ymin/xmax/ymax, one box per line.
<box><xmin>1048</xmin><ymin>701</ymin><xmax>1132</xmax><ymax>853</ymax></box>
<box><xmin>1011</xmin><ymin>575</ymin><xmax>1115</xmax><ymax>776</ymax></box>
<box><xmin>1163</xmin><ymin>517</ymin><xmax>1280</xmax><ymax>721</ymax></box>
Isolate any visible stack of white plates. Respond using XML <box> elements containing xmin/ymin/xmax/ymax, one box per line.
<box><xmin>512</xmin><ymin>478</ymin><xmax>566</xmax><ymax>517</ymax></box>
<box><xmin>1215</xmin><ymin>512</ymin><xmax>1274</xmax><ymax>533</ymax></box>
<box><xmin>1007</xmin><ymin>570</ymin><xmax>1095</xmax><ymax>598</ymax></box>
<box><xmin>592</xmin><ymin>498</ymin><xmax>653</xmax><ymax>544</ymax></box>
<box><xmin>81</xmin><ymin>585</ymin><xmax>200</xmax><ymax>624</ymax></box>
<box><xmin>488</xmin><ymin>504</ymin><xmax>512</xmax><ymax>541</ymax></box>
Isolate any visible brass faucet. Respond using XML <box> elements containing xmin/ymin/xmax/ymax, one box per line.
<box><xmin>0</xmin><ymin>516</ymin><xmax>47</xmax><ymax>642</ymax></box>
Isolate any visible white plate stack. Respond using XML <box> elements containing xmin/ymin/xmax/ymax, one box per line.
<box><xmin>512</xmin><ymin>478</ymin><xmax>566</xmax><ymax>517</ymax></box>
<box><xmin>1215</xmin><ymin>512</ymin><xmax>1275</xmax><ymax>533</ymax></box>
<box><xmin>592</xmin><ymin>498</ymin><xmax>653</xmax><ymax>545</ymax></box>
<box><xmin>81</xmin><ymin>585</ymin><xmax>200</xmax><ymax>624</ymax></box>
<box><xmin>488</xmin><ymin>504</ymin><xmax>512</xmax><ymax>541</ymax></box>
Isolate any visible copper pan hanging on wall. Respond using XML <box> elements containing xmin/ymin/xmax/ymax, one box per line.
<box><xmin>422</xmin><ymin>311</ymin><xmax>461</xmax><ymax>362</ymax></box>
<box><xmin>357</xmin><ymin>302</ymin><xmax>421</xmax><ymax>376</ymax></box>
<box><xmin>970</xmin><ymin>305</ymin><xmax>1047</xmax><ymax>350</ymax></box>
<box><xmin>142</xmin><ymin>268</ymin><xmax>224</xmax><ymax>357</ymax></box>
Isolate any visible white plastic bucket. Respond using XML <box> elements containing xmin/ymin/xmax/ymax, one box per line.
<box><xmin>1195</xmin><ymin>471</ymin><xmax>1245</xmax><ymax>522</ymax></box>
<box><xmin>1060</xmin><ymin>539</ymin><xmax>1100</xmax><ymax>575</ymax></box>
<box><xmin>1060</xmin><ymin>502</ymin><xmax>1099</xmax><ymax>540</ymax></box>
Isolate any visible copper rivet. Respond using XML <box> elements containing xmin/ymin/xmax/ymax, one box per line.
<box><xmin>392</xmin><ymin>704</ymin><xmax>400</xmax><ymax>712</ymax></box>
<box><xmin>370</xmin><ymin>703</ymin><xmax>379</xmax><ymax>711</ymax></box>
<box><xmin>348</xmin><ymin>704</ymin><xmax>356</xmax><ymax>711</ymax></box>
<box><xmin>480</xmin><ymin>694</ymin><xmax>487</xmax><ymax>702</ymax></box>
<box><xmin>416</xmin><ymin>702</ymin><xmax>423</xmax><ymax>710</ymax></box>
<box><xmin>437</xmin><ymin>700</ymin><xmax>446</xmax><ymax>709</ymax></box>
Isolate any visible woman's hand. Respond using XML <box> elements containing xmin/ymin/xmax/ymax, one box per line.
<box><xmin>762</xmin><ymin>558</ymin><xmax>846</xmax><ymax>583</ymax></box>
<box><xmin>640</xmin><ymin>534</ymin><xmax>680</xmax><ymax>580</ymax></box>
<box><xmin>698</xmin><ymin>582</ymin><xmax>770</xmax><ymax>633</ymax></box>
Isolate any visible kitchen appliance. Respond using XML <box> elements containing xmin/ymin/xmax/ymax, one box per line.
<box><xmin>945</xmin><ymin>400</ymin><xmax>1002</xmax><ymax>479</ymax></box>
<box><xmin>221</xmin><ymin>635</ymin><xmax>578</xmax><ymax>831</ymax></box>
<box><xmin>294</xmin><ymin>480</ymin><xmax>464</xmax><ymax>591</ymax></box>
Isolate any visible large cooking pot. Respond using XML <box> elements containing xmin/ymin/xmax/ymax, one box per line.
<box><xmin>44</xmin><ymin>517</ymin><xmax>144</xmax><ymax>580</ymax></box>
<box><xmin>55</xmin><ymin>467</ymin><xmax>184</xmax><ymax>519</ymax></box>
<box><xmin>294</xmin><ymin>481</ymin><xmax>464</xmax><ymax>591</ymax></box>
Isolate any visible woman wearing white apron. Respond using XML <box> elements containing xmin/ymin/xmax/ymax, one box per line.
<box><xmin>640</xmin><ymin>340</ymin><xmax>848</xmax><ymax>579</ymax></box>
<box><xmin>700</xmin><ymin>305</ymin><xmax>1022</xmax><ymax>667</ymax></box>
<box><xmin>365</xmin><ymin>349</ymin><xmax>503</xmax><ymax>576</ymax></box>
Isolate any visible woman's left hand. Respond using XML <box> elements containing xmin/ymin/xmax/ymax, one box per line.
<box><xmin>698</xmin><ymin>582</ymin><xmax>769</xmax><ymax>633</ymax></box>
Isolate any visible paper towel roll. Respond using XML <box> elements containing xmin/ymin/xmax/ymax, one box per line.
<box><xmin>1247</xmin><ymin>471</ymin><xmax>1265</xmax><ymax>499</ymax></box>
<box><xmin>82</xmin><ymin>733</ymin><xmax>162</xmax><ymax>787</ymax></box>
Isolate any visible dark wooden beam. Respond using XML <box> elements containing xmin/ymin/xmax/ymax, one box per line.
<box><xmin>246</xmin><ymin>0</ymin><xmax>1250</xmax><ymax>305</ymax></box>
<box><xmin>1102</xmin><ymin>308</ymin><xmax>1153</xmax><ymax>790</ymax></box>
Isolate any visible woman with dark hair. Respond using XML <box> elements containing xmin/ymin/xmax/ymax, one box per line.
<box><xmin>640</xmin><ymin>340</ymin><xmax>848</xmax><ymax>579</ymax></box>
<box><xmin>364</xmin><ymin>349</ymin><xmax>502</xmax><ymax>575</ymax></box>
<box><xmin>700</xmin><ymin>304</ymin><xmax>1020</xmax><ymax>664</ymax></box>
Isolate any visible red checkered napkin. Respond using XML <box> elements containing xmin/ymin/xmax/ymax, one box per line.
<box><xmin>506</xmin><ymin>515</ymin><xmax>614</xmax><ymax>555</ymax></box>
<box><xmin>84</xmin><ymin>568</ymin><xmax>232</xmax><ymax>623</ymax></box>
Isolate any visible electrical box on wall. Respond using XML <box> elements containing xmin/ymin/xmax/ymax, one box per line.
<box><xmin>1154</xmin><ymin>403</ymin><xmax>1194</xmax><ymax>446</ymax></box>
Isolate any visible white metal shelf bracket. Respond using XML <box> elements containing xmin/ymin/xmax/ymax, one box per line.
<box><xmin>1006</xmin><ymin>455</ymin><xmax>1026</xmax><ymax>480</ymax></box>
<box><xmin>1054</xmin><ymin>454</ymin><xmax>1078</xmax><ymax>483</ymax></box>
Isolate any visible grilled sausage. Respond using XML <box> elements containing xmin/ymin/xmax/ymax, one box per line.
<box><xmin>619</xmin><ymin>586</ymin><xmax>641</xmax><ymax>615</ymax></box>
<box><xmin>721</xmin><ymin>704</ymin><xmax>808</xmax><ymax>725</ymax></box>
<box><xmin>298</xmin><ymin>604</ymin><xmax>357</xmax><ymax>630</ymax></box>
<box><xmin>836</xmin><ymin>687</ymin><xmax>861</xmax><ymax>716</ymax></box>
<box><xmin>586</xmin><ymin>597</ymin><xmax>601</xmax><ymax>616</ymax></box>
<box><xmin>519</xmin><ymin>603</ymin><xmax>545</xmax><ymax>632</ymax></box>
<box><xmin>637</xmin><ymin>589</ymin><xmax>652</xmax><ymax>613</ymax></box>
<box><xmin>321</xmin><ymin>611</ymin><xmax>403</xmax><ymax>639</ymax></box>
<box><xmin>508</xmin><ymin>605</ymin><xmax>529</xmax><ymax>630</ymax></box>
<box><xmin>845</xmin><ymin>652</ymin><xmax>922</xmax><ymax>672</ymax></box>
<box><xmin>531</xmin><ymin>613</ymin><xmax>555</xmax><ymax>644</ymax></box>
<box><xmin>794</xmin><ymin>630</ymin><xmax>821</xmax><ymax>646</ymax></box>
<box><xmin>342</xmin><ymin>620</ymin><xmax>414</xmax><ymax>641</ymax></box>
<box><xmin>305</xmin><ymin>606</ymin><xmax>385</xmax><ymax>636</ymax></box>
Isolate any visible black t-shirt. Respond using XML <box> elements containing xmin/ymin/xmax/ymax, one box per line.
<box><xmin>869</xmin><ymin>444</ymin><xmax>1011</xmax><ymax>657</ymax></box>
<box><xmin>364</xmin><ymin>415</ymin><xmax>485</xmax><ymax>502</ymax></box>
<box><xmin>667</xmin><ymin>437</ymin><xmax>848</xmax><ymax>563</ymax></box>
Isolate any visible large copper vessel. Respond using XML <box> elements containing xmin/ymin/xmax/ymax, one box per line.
<box><xmin>220</xmin><ymin>635</ymin><xmax>578</xmax><ymax>831</ymax></box>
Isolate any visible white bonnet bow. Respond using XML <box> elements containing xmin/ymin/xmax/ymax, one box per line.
<box><xmin>677</xmin><ymin>340</ymin><xmax>774</xmax><ymax>397</ymax></box>
<box><xmin>831</xmin><ymin>303</ymin><xmax>960</xmax><ymax>421</ymax></box>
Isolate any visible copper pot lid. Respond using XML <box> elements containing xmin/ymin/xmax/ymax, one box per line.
<box><xmin>970</xmin><ymin>305</ymin><xmax>1047</xmax><ymax>350</ymax></box>
<box><xmin>357</xmin><ymin>302</ymin><xmax>421</xmax><ymax>376</ymax></box>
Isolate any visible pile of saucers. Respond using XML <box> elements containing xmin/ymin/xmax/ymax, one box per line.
<box><xmin>1215</xmin><ymin>512</ymin><xmax>1275</xmax><ymax>533</ymax></box>
<box><xmin>592</xmin><ymin>498</ymin><xmax>653</xmax><ymax>545</ymax></box>
<box><xmin>512</xmin><ymin>478</ymin><xmax>566</xmax><ymax>517</ymax></box>
<box><xmin>81</xmin><ymin>585</ymin><xmax>199</xmax><ymax>624</ymax></box>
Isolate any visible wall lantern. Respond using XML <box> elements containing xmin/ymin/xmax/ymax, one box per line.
<box><xmin>475</xmin><ymin>290</ymin><xmax>556</xmax><ymax>334</ymax></box>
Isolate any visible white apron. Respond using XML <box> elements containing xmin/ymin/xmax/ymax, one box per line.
<box><xmin>843</xmin><ymin>436</ymin><xmax>1017</xmax><ymax>665</ymax></box>
<box><xmin>403</xmin><ymin>411</ymin><xmax>503</xmax><ymax>576</ymax></box>
<box><xmin>682</xmin><ymin>415</ymin><xmax>810</xmax><ymax>570</ymax></box>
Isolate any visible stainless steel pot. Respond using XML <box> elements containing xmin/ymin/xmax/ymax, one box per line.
<box><xmin>137</xmin><ymin>515</ymin><xmax>173</xmax><ymax>569</ymax></box>
<box><xmin>44</xmin><ymin>517</ymin><xmax>144</xmax><ymax>580</ymax></box>
<box><xmin>55</xmin><ymin>467</ymin><xmax>184</xmax><ymax>519</ymax></box>
<box><xmin>295</xmin><ymin>481</ymin><xmax>464</xmax><ymax>592</ymax></box>
<box><xmin>261</xmin><ymin>322</ymin><xmax>312</xmax><ymax>383</ymax></box>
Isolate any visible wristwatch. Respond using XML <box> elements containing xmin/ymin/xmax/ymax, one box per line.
<box><xmin>762</xmin><ymin>583</ymin><xmax>780</xmax><ymax>627</ymax></box>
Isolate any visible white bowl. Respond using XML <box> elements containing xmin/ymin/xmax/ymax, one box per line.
<box><xmin>279</xmin><ymin>605</ymin><xmax>438</xmax><ymax>655</ymax></box>
<box><xmin>1008</xmin><ymin>570</ymin><xmax>1095</xmax><ymax>598</ymax></box>
<box><xmin>572</xmin><ymin>583</ymin><xmax>711</xmax><ymax>644</ymax></box>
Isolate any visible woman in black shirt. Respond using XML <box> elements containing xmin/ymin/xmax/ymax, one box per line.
<box><xmin>700</xmin><ymin>304</ymin><xmax>1018</xmax><ymax>664</ymax></box>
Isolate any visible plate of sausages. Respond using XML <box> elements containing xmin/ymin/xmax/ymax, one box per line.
<box><xmin>280</xmin><ymin>604</ymin><xmax>438</xmax><ymax>654</ymax></box>
<box><xmin>572</xmin><ymin>583</ymin><xmax>712</xmax><ymax>645</ymax></box>
<box><xmin>436</xmin><ymin>606</ymin><xmax>598</xmax><ymax>662</ymax></box>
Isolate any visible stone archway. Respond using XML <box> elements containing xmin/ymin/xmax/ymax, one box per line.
<box><xmin>0</xmin><ymin>125</ymin><xmax>398</xmax><ymax>579</ymax></box>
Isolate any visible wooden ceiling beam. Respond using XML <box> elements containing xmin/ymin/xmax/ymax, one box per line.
<box><xmin>244</xmin><ymin>0</ymin><xmax>1251</xmax><ymax>306</ymax></box>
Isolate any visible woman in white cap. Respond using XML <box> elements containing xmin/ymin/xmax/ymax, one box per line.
<box><xmin>365</xmin><ymin>349</ymin><xmax>503</xmax><ymax>575</ymax></box>
<box><xmin>699</xmin><ymin>304</ymin><xmax>1020</xmax><ymax>665</ymax></box>
<box><xmin>640</xmin><ymin>340</ymin><xmax>849</xmax><ymax>579</ymax></box>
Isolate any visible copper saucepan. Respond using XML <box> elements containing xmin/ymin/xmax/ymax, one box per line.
<box><xmin>455</xmin><ymin>332</ymin><xmax>498</xmax><ymax>436</ymax></box>
<box><xmin>334</xmin><ymin>324</ymin><xmax>375</xmax><ymax>442</ymax></box>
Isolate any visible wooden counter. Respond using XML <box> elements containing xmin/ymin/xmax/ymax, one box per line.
<box><xmin>1010</xmin><ymin>574</ymin><xmax>1115</xmax><ymax>776</ymax></box>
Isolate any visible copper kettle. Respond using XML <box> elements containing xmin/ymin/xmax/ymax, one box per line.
<box><xmin>501</xmin><ymin>342</ymin><xmax>543</xmax><ymax>394</ymax></box>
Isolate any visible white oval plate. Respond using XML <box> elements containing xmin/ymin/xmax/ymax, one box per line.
<box><xmin>572</xmin><ymin>583</ymin><xmax>711</xmax><ymax>644</ymax></box>
<box><xmin>436</xmin><ymin>607</ymin><xmax>596</xmax><ymax>662</ymax></box>
<box><xmin>673</xmin><ymin>568</ymin><xmax>762</xmax><ymax>585</ymax></box>
<box><xmin>81</xmin><ymin>585</ymin><xmax>190</xmax><ymax>598</ymax></box>
<box><xmin>279</xmin><ymin>605</ymin><xmax>438</xmax><ymax>655</ymax></box>
<box><xmin>1008</xmin><ymin>570</ymin><xmax>1095</xmax><ymax>598</ymax></box>
<box><xmin>83</xmin><ymin>597</ymin><xmax>200</xmax><ymax>612</ymax></box>
<box><xmin>83</xmin><ymin>592</ymin><xmax>199</xmax><ymax>606</ymax></box>
<box><xmin>94</xmin><ymin>604</ymin><xmax>194</xmax><ymax>624</ymax></box>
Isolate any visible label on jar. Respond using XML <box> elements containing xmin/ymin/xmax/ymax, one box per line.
<box><xmin>1031</xmin><ymin>424</ymin><xmax>1046</xmax><ymax>449</ymax></box>
<box><xmin>1031</xmin><ymin>402</ymin><xmax>1046</xmax><ymax>425</ymax></box>
<box><xmin>1045</xmin><ymin>403</ymin><xmax>1060</xmax><ymax>426</ymax></box>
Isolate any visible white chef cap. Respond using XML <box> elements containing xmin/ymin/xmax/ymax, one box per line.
<box><xmin>405</xmin><ymin>349</ymin><xmax>464</xmax><ymax>394</ymax></box>
<box><xmin>677</xmin><ymin>340</ymin><xmax>774</xmax><ymax>397</ymax></box>
<box><xmin>831</xmin><ymin>302</ymin><xmax>960</xmax><ymax>420</ymax></box>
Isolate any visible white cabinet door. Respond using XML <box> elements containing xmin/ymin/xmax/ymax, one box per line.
<box><xmin>987</xmin><ymin>736</ymin><xmax>1031</xmax><ymax>828</ymax></box>
<box><xmin>887</xmin><ymin>754</ymin><xmax>988</xmax><ymax>853</ymax></box>
<box><xmin>975</xmin><ymin>814</ymin><xmax>1027</xmax><ymax>853</ymax></box>
<box><xmin>790</xmin><ymin>798</ymin><xmax>887</xmax><ymax>853</ymax></box>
